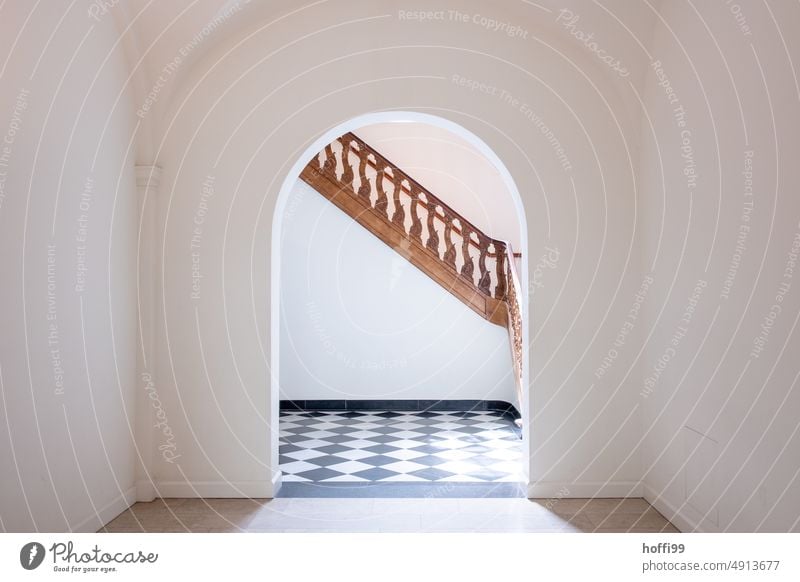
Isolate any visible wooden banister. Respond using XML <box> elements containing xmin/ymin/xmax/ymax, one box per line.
<box><xmin>299</xmin><ymin>130</ymin><xmax>524</xmax><ymax>351</ymax></box>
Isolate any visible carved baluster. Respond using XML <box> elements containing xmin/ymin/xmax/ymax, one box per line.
<box><xmin>408</xmin><ymin>188</ymin><xmax>423</xmax><ymax>244</ymax></box>
<box><xmin>374</xmin><ymin>161</ymin><xmax>389</xmax><ymax>219</ymax></box>
<box><xmin>442</xmin><ymin>212</ymin><xmax>457</xmax><ymax>270</ymax></box>
<box><xmin>323</xmin><ymin>143</ymin><xmax>336</xmax><ymax>174</ymax></box>
<box><xmin>390</xmin><ymin>170</ymin><xmax>405</xmax><ymax>228</ymax></box>
<box><xmin>477</xmin><ymin>235</ymin><xmax>491</xmax><ymax>295</ymax></box>
<box><xmin>356</xmin><ymin>146</ymin><xmax>371</xmax><ymax>202</ymax></box>
<box><xmin>339</xmin><ymin>134</ymin><xmax>354</xmax><ymax>187</ymax></box>
<box><xmin>460</xmin><ymin>221</ymin><xmax>474</xmax><ymax>280</ymax></box>
<box><xmin>495</xmin><ymin>243</ymin><xmax>507</xmax><ymax>300</ymax></box>
<box><xmin>425</xmin><ymin>196</ymin><xmax>439</xmax><ymax>255</ymax></box>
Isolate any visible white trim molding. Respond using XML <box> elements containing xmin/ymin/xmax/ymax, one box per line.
<box><xmin>527</xmin><ymin>480</ymin><xmax>643</xmax><ymax>499</ymax></box>
<box><xmin>154</xmin><ymin>480</ymin><xmax>277</xmax><ymax>499</ymax></box>
<box><xmin>72</xmin><ymin>487</ymin><xmax>137</xmax><ymax>533</ymax></box>
<box><xmin>643</xmin><ymin>485</ymin><xmax>716</xmax><ymax>533</ymax></box>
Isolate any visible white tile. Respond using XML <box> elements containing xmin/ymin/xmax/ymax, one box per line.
<box><xmin>347</xmin><ymin>430</ymin><xmax>382</xmax><ymax>439</ymax></box>
<box><xmin>484</xmin><ymin>439</ymin><xmax>517</xmax><ymax>450</ymax></box>
<box><xmin>477</xmin><ymin>430</ymin><xmax>511</xmax><ymax>439</ymax></box>
<box><xmin>325</xmin><ymin>460</ymin><xmax>374</xmax><ymax>474</ymax></box>
<box><xmin>380</xmin><ymin>460</ymin><xmax>427</xmax><ymax>474</ymax></box>
<box><xmin>302</xmin><ymin>430</ymin><xmax>339</xmax><ymax>439</ymax></box>
<box><xmin>484</xmin><ymin>448</ymin><xmax>520</xmax><ymax>461</ymax></box>
<box><xmin>310</xmin><ymin>422</ymin><xmax>341</xmax><ymax>430</ymax></box>
<box><xmin>391</xmin><ymin>439</ymin><xmax>426</xmax><ymax>449</ymax></box>
<box><xmin>432</xmin><ymin>449</ymin><xmax>473</xmax><ymax>461</ymax></box>
<box><xmin>392</xmin><ymin>430</ymin><xmax>426</xmax><ymax>439</ymax></box>
<box><xmin>430</xmin><ymin>422</ymin><xmax>463</xmax><ymax>430</ymax></box>
<box><xmin>384</xmin><ymin>449</ymin><xmax>426</xmax><ymax>461</ymax></box>
<box><xmin>474</xmin><ymin>422</ymin><xmax>506</xmax><ymax>430</ymax></box>
<box><xmin>434</xmin><ymin>439</ymin><xmax>469</xmax><ymax>450</ymax></box>
<box><xmin>488</xmin><ymin>461</ymin><xmax>522</xmax><ymax>474</ymax></box>
<box><xmin>280</xmin><ymin>460</ymin><xmax>319</xmax><ymax>474</ymax></box>
<box><xmin>319</xmin><ymin>474</ymin><xmax>370</xmax><ymax>483</ymax></box>
<box><xmin>338</xmin><ymin>439</ymin><xmax>378</xmax><ymax>449</ymax></box>
<box><xmin>283</xmin><ymin>448</ymin><xmax>326</xmax><ymax>461</ymax></box>
<box><xmin>335</xmin><ymin>449</ymin><xmax>374</xmax><ymax>461</ymax></box>
<box><xmin>293</xmin><ymin>439</ymin><xmax>332</xmax><ymax>449</ymax></box>
<box><xmin>436</xmin><ymin>460</ymin><xmax>481</xmax><ymax>475</ymax></box>
<box><xmin>390</xmin><ymin>422</ymin><xmax>425</xmax><ymax>430</ymax></box>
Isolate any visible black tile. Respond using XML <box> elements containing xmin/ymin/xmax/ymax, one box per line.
<box><xmin>316</xmin><ymin>444</ymin><xmax>350</xmax><ymax>455</ymax></box>
<box><xmin>369</xmin><ymin>425</ymin><xmax>404</xmax><ymax>435</ymax></box>
<box><xmin>367</xmin><ymin>434</ymin><xmax>405</xmax><ymax>444</ymax></box>
<box><xmin>308</xmin><ymin>454</ymin><xmax>360</xmax><ymax>467</ymax></box>
<box><xmin>409</xmin><ymin>426</ymin><xmax>445</xmax><ymax>436</ymax></box>
<box><xmin>411</xmin><ymin>444</ymin><xmax>448</xmax><ymax>455</ymax></box>
<box><xmin>469</xmin><ymin>469</ymin><xmax>511</xmax><ymax>482</ymax></box>
<box><xmin>351</xmin><ymin>467</ymin><xmax>399</xmax><ymax>481</ymax></box>
<box><xmin>326</xmin><ymin>426</ymin><xmax>359</xmax><ymax>435</ymax></box>
<box><xmin>374</xmin><ymin>411</ymin><xmax>406</xmax><ymax>418</ymax></box>
<box><xmin>362</xmin><ymin>444</ymin><xmax>400</xmax><ymax>455</ymax></box>
<box><xmin>459</xmin><ymin>444</ymin><xmax>492</xmax><ymax>455</ymax></box>
<box><xmin>451</xmin><ymin>426</ymin><xmax>486</xmax><ymax>435</ymax></box>
<box><xmin>278</xmin><ymin>443</ymin><xmax>303</xmax><ymax>454</ymax></box>
<box><xmin>409</xmin><ymin>454</ymin><xmax>446</xmax><ymax>467</ymax></box>
<box><xmin>294</xmin><ymin>467</ymin><xmax>346</xmax><ymax>481</ymax></box>
<box><xmin>409</xmin><ymin>467</ymin><xmax>456</xmax><ymax>481</ymax></box>
<box><xmin>357</xmin><ymin>454</ymin><xmax>400</xmax><ymax>467</ymax></box>
<box><xmin>320</xmin><ymin>434</ymin><xmax>362</xmax><ymax>444</ymax></box>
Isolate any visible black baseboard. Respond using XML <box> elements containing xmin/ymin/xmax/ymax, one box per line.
<box><xmin>280</xmin><ymin>399</ymin><xmax>521</xmax><ymax>420</ymax></box>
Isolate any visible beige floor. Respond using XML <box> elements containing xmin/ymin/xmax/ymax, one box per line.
<box><xmin>101</xmin><ymin>497</ymin><xmax>679</xmax><ymax>533</ymax></box>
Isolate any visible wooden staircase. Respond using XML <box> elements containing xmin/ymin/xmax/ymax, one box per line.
<box><xmin>300</xmin><ymin>132</ymin><xmax>524</xmax><ymax>407</ymax></box>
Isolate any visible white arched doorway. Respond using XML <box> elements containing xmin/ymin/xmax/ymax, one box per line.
<box><xmin>270</xmin><ymin>112</ymin><xmax>530</xmax><ymax>494</ymax></box>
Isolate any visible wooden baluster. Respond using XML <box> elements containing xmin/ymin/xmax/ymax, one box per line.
<box><xmin>477</xmin><ymin>235</ymin><xmax>491</xmax><ymax>295</ymax></box>
<box><xmin>408</xmin><ymin>188</ymin><xmax>423</xmax><ymax>244</ymax></box>
<box><xmin>374</xmin><ymin>161</ymin><xmax>389</xmax><ymax>219</ymax></box>
<box><xmin>425</xmin><ymin>196</ymin><xmax>439</xmax><ymax>255</ymax></box>
<box><xmin>460</xmin><ymin>221</ymin><xmax>474</xmax><ymax>280</ymax></box>
<box><xmin>322</xmin><ymin>143</ymin><xmax>336</xmax><ymax>174</ymax></box>
<box><xmin>442</xmin><ymin>212</ymin><xmax>457</xmax><ymax>269</ymax></box>
<box><xmin>339</xmin><ymin>134</ymin><xmax>354</xmax><ymax>186</ymax></box>
<box><xmin>390</xmin><ymin>170</ymin><xmax>405</xmax><ymax>228</ymax></box>
<box><xmin>495</xmin><ymin>243</ymin><xmax>507</xmax><ymax>300</ymax></box>
<box><xmin>356</xmin><ymin>146</ymin><xmax>371</xmax><ymax>202</ymax></box>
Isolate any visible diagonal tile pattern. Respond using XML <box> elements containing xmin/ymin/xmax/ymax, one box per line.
<box><xmin>279</xmin><ymin>410</ymin><xmax>523</xmax><ymax>483</ymax></box>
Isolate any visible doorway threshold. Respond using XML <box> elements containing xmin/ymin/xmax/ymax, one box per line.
<box><xmin>278</xmin><ymin>482</ymin><xmax>526</xmax><ymax>498</ymax></box>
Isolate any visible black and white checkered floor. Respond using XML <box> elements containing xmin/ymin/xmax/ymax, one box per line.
<box><xmin>279</xmin><ymin>410</ymin><xmax>523</xmax><ymax>485</ymax></box>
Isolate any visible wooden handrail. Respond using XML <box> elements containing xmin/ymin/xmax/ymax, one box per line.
<box><xmin>299</xmin><ymin>131</ymin><xmax>523</xmax><ymax>331</ymax></box>
<box><xmin>360</xmin><ymin>151</ymin><xmax>516</xmax><ymax>260</ymax></box>
<box><xmin>349</xmin><ymin>133</ymin><xmax>512</xmax><ymax>262</ymax></box>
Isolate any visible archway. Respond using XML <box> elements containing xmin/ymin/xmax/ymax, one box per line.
<box><xmin>270</xmin><ymin>112</ymin><xmax>530</xmax><ymax>495</ymax></box>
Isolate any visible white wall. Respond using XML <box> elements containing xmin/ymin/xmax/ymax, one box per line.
<box><xmin>0</xmin><ymin>2</ymin><xmax>138</xmax><ymax>531</ymax></box>
<box><xmin>280</xmin><ymin>180</ymin><xmax>516</xmax><ymax>403</ymax></box>
<box><xmin>639</xmin><ymin>2</ymin><xmax>800</xmax><ymax>532</ymax></box>
<box><xmin>355</xmin><ymin>123</ymin><xmax>522</xmax><ymax>249</ymax></box>
<box><xmin>143</xmin><ymin>0</ymin><xmax>644</xmax><ymax>499</ymax></box>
